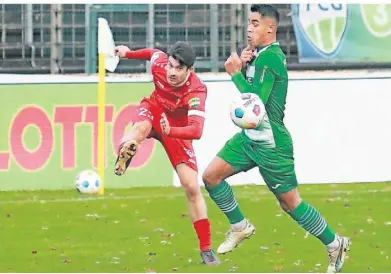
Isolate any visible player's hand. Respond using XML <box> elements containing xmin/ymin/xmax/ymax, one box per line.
<box><xmin>114</xmin><ymin>45</ymin><xmax>130</xmax><ymax>58</ymax></box>
<box><xmin>240</xmin><ymin>46</ymin><xmax>254</xmax><ymax>67</ymax></box>
<box><xmin>160</xmin><ymin>113</ymin><xmax>170</xmax><ymax>136</ymax></box>
<box><xmin>225</xmin><ymin>52</ymin><xmax>243</xmax><ymax>76</ymax></box>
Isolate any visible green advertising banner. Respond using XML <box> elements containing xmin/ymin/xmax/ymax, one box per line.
<box><xmin>0</xmin><ymin>83</ymin><xmax>172</xmax><ymax>191</ymax></box>
<box><xmin>292</xmin><ymin>4</ymin><xmax>391</xmax><ymax>63</ymax></box>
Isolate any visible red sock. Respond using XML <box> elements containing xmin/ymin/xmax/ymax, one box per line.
<box><xmin>193</xmin><ymin>218</ymin><xmax>211</xmax><ymax>252</ymax></box>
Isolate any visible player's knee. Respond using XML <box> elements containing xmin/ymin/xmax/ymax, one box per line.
<box><xmin>182</xmin><ymin>180</ymin><xmax>202</xmax><ymax>202</ymax></box>
<box><xmin>203</xmin><ymin>157</ymin><xmax>234</xmax><ymax>188</ymax></box>
<box><xmin>202</xmin><ymin>165</ymin><xmax>228</xmax><ymax>187</ymax></box>
<box><xmin>176</xmin><ymin>164</ymin><xmax>201</xmax><ymax>200</ymax></box>
<box><xmin>132</xmin><ymin>121</ymin><xmax>152</xmax><ymax>138</ymax></box>
<box><xmin>277</xmin><ymin>189</ymin><xmax>301</xmax><ymax>212</ymax></box>
<box><xmin>202</xmin><ymin>169</ymin><xmax>219</xmax><ymax>187</ymax></box>
<box><xmin>280</xmin><ymin>201</ymin><xmax>295</xmax><ymax>212</ymax></box>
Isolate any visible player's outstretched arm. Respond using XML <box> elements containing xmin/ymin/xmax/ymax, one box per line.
<box><xmin>115</xmin><ymin>45</ymin><xmax>161</xmax><ymax>60</ymax></box>
<box><xmin>124</xmin><ymin>48</ymin><xmax>162</xmax><ymax>60</ymax></box>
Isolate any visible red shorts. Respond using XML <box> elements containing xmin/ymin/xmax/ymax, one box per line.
<box><xmin>134</xmin><ymin>98</ymin><xmax>198</xmax><ymax>171</ymax></box>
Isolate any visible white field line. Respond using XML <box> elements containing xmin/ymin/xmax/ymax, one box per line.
<box><xmin>0</xmin><ymin>188</ymin><xmax>389</xmax><ymax>205</ymax></box>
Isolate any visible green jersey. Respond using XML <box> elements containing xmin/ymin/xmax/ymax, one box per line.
<box><xmin>231</xmin><ymin>42</ymin><xmax>292</xmax><ymax>148</ymax></box>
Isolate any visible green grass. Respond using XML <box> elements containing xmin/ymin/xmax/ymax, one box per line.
<box><xmin>1</xmin><ymin>182</ymin><xmax>390</xmax><ymax>272</ymax></box>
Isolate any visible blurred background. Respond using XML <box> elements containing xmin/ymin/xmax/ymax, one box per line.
<box><xmin>1</xmin><ymin>3</ymin><xmax>390</xmax><ymax>75</ymax></box>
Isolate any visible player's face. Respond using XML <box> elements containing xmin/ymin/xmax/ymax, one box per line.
<box><xmin>166</xmin><ymin>56</ymin><xmax>190</xmax><ymax>86</ymax></box>
<box><xmin>247</xmin><ymin>12</ymin><xmax>275</xmax><ymax>48</ymax></box>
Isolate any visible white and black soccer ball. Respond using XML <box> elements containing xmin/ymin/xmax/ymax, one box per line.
<box><xmin>75</xmin><ymin>170</ymin><xmax>101</xmax><ymax>194</ymax></box>
<box><xmin>230</xmin><ymin>93</ymin><xmax>266</xmax><ymax>129</ymax></box>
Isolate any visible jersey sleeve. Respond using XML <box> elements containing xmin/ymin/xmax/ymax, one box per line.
<box><xmin>124</xmin><ymin>48</ymin><xmax>162</xmax><ymax>60</ymax></box>
<box><xmin>231</xmin><ymin>51</ymin><xmax>282</xmax><ymax>104</ymax></box>
<box><xmin>149</xmin><ymin>50</ymin><xmax>169</xmax><ymax>82</ymax></box>
<box><xmin>185</xmin><ymin>91</ymin><xmax>206</xmax><ymax>117</ymax></box>
<box><xmin>168</xmin><ymin>91</ymin><xmax>207</xmax><ymax>140</ymax></box>
<box><xmin>150</xmin><ymin>50</ymin><xmax>166</xmax><ymax>66</ymax></box>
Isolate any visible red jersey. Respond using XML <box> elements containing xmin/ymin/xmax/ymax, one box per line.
<box><xmin>124</xmin><ymin>48</ymin><xmax>207</xmax><ymax>140</ymax></box>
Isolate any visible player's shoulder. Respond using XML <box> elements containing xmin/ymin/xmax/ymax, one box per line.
<box><xmin>187</xmin><ymin>72</ymin><xmax>207</xmax><ymax>94</ymax></box>
<box><xmin>257</xmin><ymin>46</ymin><xmax>286</xmax><ymax>70</ymax></box>
<box><xmin>257</xmin><ymin>45</ymin><xmax>285</xmax><ymax>63</ymax></box>
<box><xmin>151</xmin><ymin>50</ymin><xmax>167</xmax><ymax>66</ymax></box>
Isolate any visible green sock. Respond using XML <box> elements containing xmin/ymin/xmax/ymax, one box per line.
<box><xmin>205</xmin><ymin>181</ymin><xmax>244</xmax><ymax>224</ymax></box>
<box><xmin>288</xmin><ymin>200</ymin><xmax>336</xmax><ymax>245</ymax></box>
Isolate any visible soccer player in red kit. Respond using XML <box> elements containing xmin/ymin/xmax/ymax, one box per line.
<box><xmin>113</xmin><ymin>41</ymin><xmax>220</xmax><ymax>265</ymax></box>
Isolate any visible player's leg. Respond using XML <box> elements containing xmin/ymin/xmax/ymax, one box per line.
<box><xmin>162</xmin><ymin>137</ymin><xmax>219</xmax><ymax>265</ymax></box>
<box><xmin>254</xmin><ymin>145</ymin><xmax>351</xmax><ymax>273</ymax></box>
<box><xmin>176</xmin><ymin>163</ymin><xmax>219</xmax><ymax>265</ymax></box>
<box><xmin>202</xmin><ymin>133</ymin><xmax>256</xmax><ymax>254</ymax></box>
<box><xmin>277</xmin><ymin>189</ymin><xmax>351</xmax><ymax>273</ymax></box>
<box><xmin>114</xmin><ymin>100</ymin><xmax>156</xmax><ymax>176</ymax></box>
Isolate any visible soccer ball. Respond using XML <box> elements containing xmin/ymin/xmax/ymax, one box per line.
<box><xmin>75</xmin><ymin>170</ymin><xmax>101</xmax><ymax>194</ymax></box>
<box><xmin>230</xmin><ymin>93</ymin><xmax>266</xmax><ymax>129</ymax></box>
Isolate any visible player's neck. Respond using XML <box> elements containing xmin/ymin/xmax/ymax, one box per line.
<box><xmin>258</xmin><ymin>38</ymin><xmax>277</xmax><ymax>48</ymax></box>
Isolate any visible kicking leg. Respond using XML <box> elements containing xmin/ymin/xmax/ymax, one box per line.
<box><xmin>114</xmin><ymin>104</ymin><xmax>154</xmax><ymax>176</ymax></box>
<box><xmin>202</xmin><ymin>134</ymin><xmax>256</xmax><ymax>254</ymax></box>
<box><xmin>114</xmin><ymin>121</ymin><xmax>152</xmax><ymax>175</ymax></box>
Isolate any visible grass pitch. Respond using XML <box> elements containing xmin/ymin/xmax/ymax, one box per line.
<box><xmin>1</xmin><ymin>182</ymin><xmax>390</xmax><ymax>273</ymax></box>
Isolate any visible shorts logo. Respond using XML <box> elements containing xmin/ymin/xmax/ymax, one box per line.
<box><xmin>271</xmin><ymin>184</ymin><xmax>281</xmax><ymax>190</ymax></box>
<box><xmin>295</xmin><ymin>4</ymin><xmax>347</xmax><ymax>55</ymax></box>
<box><xmin>184</xmin><ymin>148</ymin><xmax>195</xmax><ymax>158</ymax></box>
<box><xmin>188</xmin><ymin>97</ymin><xmax>200</xmax><ymax>109</ymax></box>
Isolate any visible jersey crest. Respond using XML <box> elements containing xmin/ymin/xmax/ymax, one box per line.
<box><xmin>188</xmin><ymin>97</ymin><xmax>201</xmax><ymax>108</ymax></box>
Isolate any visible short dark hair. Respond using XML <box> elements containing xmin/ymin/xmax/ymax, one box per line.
<box><xmin>167</xmin><ymin>41</ymin><xmax>196</xmax><ymax>68</ymax></box>
<box><xmin>250</xmin><ymin>4</ymin><xmax>279</xmax><ymax>24</ymax></box>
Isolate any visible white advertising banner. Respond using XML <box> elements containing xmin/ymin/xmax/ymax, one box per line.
<box><xmin>0</xmin><ymin>72</ymin><xmax>389</xmax><ymax>188</ymax></box>
<box><xmin>174</xmin><ymin>76</ymin><xmax>391</xmax><ymax>187</ymax></box>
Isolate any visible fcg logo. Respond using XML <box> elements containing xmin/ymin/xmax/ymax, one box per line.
<box><xmin>361</xmin><ymin>4</ymin><xmax>391</xmax><ymax>38</ymax></box>
<box><xmin>295</xmin><ymin>4</ymin><xmax>348</xmax><ymax>57</ymax></box>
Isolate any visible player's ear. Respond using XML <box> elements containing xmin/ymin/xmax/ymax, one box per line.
<box><xmin>188</xmin><ymin>66</ymin><xmax>194</xmax><ymax>71</ymax></box>
<box><xmin>268</xmin><ymin>23</ymin><xmax>276</xmax><ymax>34</ymax></box>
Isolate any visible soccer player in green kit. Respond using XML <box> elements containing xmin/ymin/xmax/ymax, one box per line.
<box><xmin>202</xmin><ymin>4</ymin><xmax>351</xmax><ymax>273</ymax></box>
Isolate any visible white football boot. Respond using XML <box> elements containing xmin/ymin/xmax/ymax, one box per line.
<box><xmin>327</xmin><ymin>236</ymin><xmax>351</xmax><ymax>273</ymax></box>
<box><xmin>217</xmin><ymin>220</ymin><xmax>256</xmax><ymax>254</ymax></box>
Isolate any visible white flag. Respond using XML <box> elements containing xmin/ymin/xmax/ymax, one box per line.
<box><xmin>98</xmin><ymin>17</ymin><xmax>119</xmax><ymax>72</ymax></box>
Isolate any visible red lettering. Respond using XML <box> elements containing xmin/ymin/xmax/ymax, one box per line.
<box><xmin>112</xmin><ymin>105</ymin><xmax>155</xmax><ymax>168</ymax></box>
<box><xmin>10</xmin><ymin>106</ymin><xmax>53</xmax><ymax>171</ymax></box>
<box><xmin>84</xmin><ymin>105</ymin><xmax>114</xmax><ymax>168</ymax></box>
<box><xmin>54</xmin><ymin>106</ymin><xmax>83</xmax><ymax>169</ymax></box>
<box><xmin>0</xmin><ymin>152</ymin><xmax>9</xmax><ymax>170</ymax></box>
